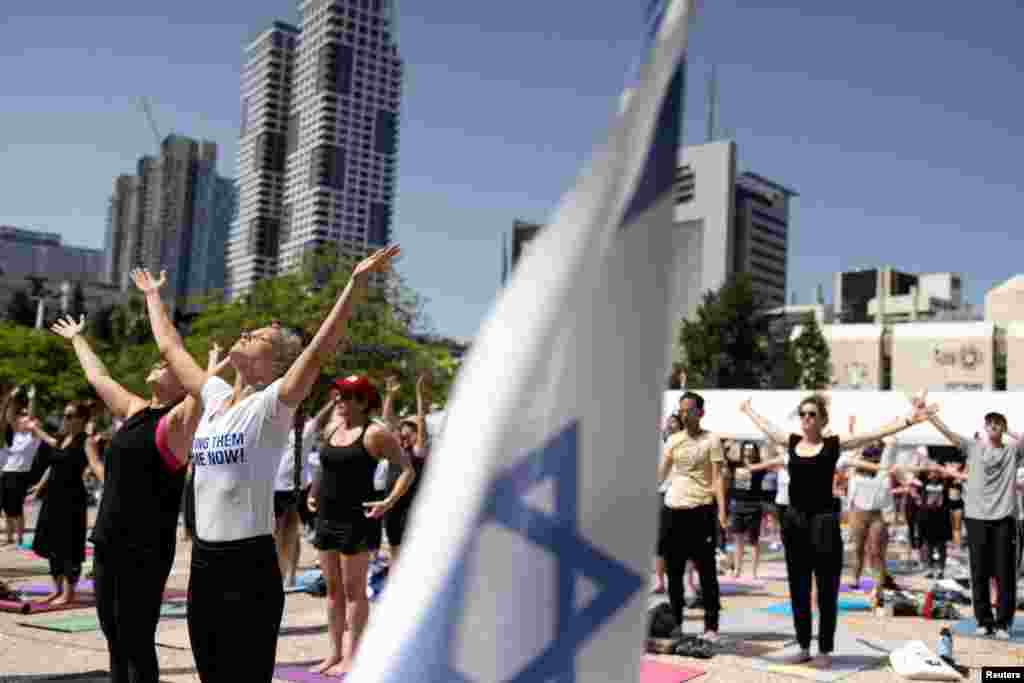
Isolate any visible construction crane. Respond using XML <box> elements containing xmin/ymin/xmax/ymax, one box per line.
<box><xmin>138</xmin><ymin>96</ymin><xmax>164</xmax><ymax>149</ymax></box>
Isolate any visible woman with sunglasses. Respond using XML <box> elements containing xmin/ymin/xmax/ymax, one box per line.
<box><xmin>740</xmin><ymin>394</ymin><xmax>935</xmax><ymax>667</ymax></box>
<box><xmin>131</xmin><ymin>244</ymin><xmax>401</xmax><ymax>683</ymax></box>
<box><xmin>26</xmin><ymin>400</ymin><xmax>99</xmax><ymax>605</ymax></box>
<box><xmin>306</xmin><ymin>374</ymin><xmax>414</xmax><ymax>675</ymax></box>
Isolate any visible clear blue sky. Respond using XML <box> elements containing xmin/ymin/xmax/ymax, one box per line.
<box><xmin>3</xmin><ymin>1</ymin><xmax>1022</xmax><ymax>338</ymax></box>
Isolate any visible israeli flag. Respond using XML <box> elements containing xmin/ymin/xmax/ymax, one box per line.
<box><xmin>349</xmin><ymin>2</ymin><xmax>695</xmax><ymax>681</ymax></box>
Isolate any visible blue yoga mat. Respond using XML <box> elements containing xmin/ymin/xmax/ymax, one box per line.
<box><xmin>951</xmin><ymin>618</ymin><xmax>1023</xmax><ymax>641</ymax></box>
<box><xmin>284</xmin><ymin>570</ymin><xmax>322</xmax><ymax>594</ymax></box>
<box><xmin>761</xmin><ymin>597</ymin><xmax>872</xmax><ymax>616</ymax></box>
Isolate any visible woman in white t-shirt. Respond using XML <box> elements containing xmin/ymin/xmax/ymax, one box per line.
<box><xmin>131</xmin><ymin>244</ymin><xmax>411</xmax><ymax>683</ymax></box>
<box><xmin>273</xmin><ymin>396</ymin><xmax>336</xmax><ymax>587</ymax></box>
<box><xmin>1</xmin><ymin>387</ymin><xmax>44</xmax><ymax>547</ymax></box>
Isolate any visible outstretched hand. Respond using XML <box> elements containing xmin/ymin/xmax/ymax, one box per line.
<box><xmin>130</xmin><ymin>268</ymin><xmax>167</xmax><ymax>294</ymax></box>
<box><xmin>51</xmin><ymin>314</ymin><xmax>86</xmax><ymax>340</ymax></box>
<box><xmin>739</xmin><ymin>397</ymin><xmax>752</xmax><ymax>414</ymax></box>
<box><xmin>352</xmin><ymin>245</ymin><xmax>401</xmax><ymax>281</ymax></box>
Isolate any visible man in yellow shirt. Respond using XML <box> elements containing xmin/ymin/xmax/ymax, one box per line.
<box><xmin>657</xmin><ymin>392</ymin><xmax>729</xmax><ymax>641</ymax></box>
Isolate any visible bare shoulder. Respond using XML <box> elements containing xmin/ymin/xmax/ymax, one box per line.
<box><xmin>365</xmin><ymin>423</ymin><xmax>398</xmax><ymax>452</ymax></box>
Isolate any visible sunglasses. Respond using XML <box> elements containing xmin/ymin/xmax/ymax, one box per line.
<box><xmin>798</xmin><ymin>411</ymin><xmax>819</xmax><ymax>419</ymax></box>
<box><xmin>337</xmin><ymin>392</ymin><xmax>361</xmax><ymax>401</ymax></box>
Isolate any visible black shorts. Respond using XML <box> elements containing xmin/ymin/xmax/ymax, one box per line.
<box><xmin>385</xmin><ymin>503</ymin><xmax>411</xmax><ymax>547</ymax></box>
<box><xmin>314</xmin><ymin>516</ymin><xmax>381</xmax><ymax>555</ymax></box>
<box><xmin>0</xmin><ymin>472</ymin><xmax>30</xmax><ymax>518</ymax></box>
<box><xmin>731</xmin><ymin>507</ymin><xmax>763</xmax><ymax>543</ymax></box>
<box><xmin>273</xmin><ymin>491</ymin><xmax>298</xmax><ymax>519</ymax></box>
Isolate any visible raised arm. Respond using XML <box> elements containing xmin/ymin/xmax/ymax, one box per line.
<box><xmin>414</xmin><ymin>372</ymin><xmax>428</xmax><ymax>453</ymax></box>
<box><xmin>278</xmin><ymin>245</ymin><xmax>400</xmax><ymax>408</ymax></box>
<box><xmin>739</xmin><ymin>398</ymin><xmax>789</xmax><ymax>447</ymax></box>
<box><xmin>839</xmin><ymin>402</ymin><xmax>939</xmax><ymax>451</ymax></box>
<box><xmin>84</xmin><ymin>434</ymin><xmax>105</xmax><ymax>482</ymax></box>
<box><xmin>131</xmin><ymin>270</ymin><xmax>208</xmax><ymax>399</ymax></box>
<box><xmin>51</xmin><ymin>315</ymin><xmax>147</xmax><ymax>418</ymax></box>
<box><xmin>26</xmin><ymin>419</ymin><xmax>58</xmax><ymax>449</ymax></box>
<box><xmin>381</xmin><ymin>375</ymin><xmax>401</xmax><ymax>431</ymax></box>
<box><xmin>362</xmin><ymin>425</ymin><xmax>414</xmax><ymax>519</ymax></box>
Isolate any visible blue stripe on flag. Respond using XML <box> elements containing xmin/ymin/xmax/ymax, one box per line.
<box><xmin>364</xmin><ymin>423</ymin><xmax>645</xmax><ymax>682</ymax></box>
<box><xmin>620</xmin><ymin>64</ymin><xmax>684</xmax><ymax>228</ymax></box>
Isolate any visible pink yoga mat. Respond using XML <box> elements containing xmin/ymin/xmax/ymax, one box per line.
<box><xmin>0</xmin><ymin>597</ymin><xmax>96</xmax><ymax>614</ymax></box>
<box><xmin>640</xmin><ymin>659</ymin><xmax>704</xmax><ymax>683</ymax></box>
<box><xmin>272</xmin><ymin>660</ymin><xmax>703</xmax><ymax>683</ymax></box>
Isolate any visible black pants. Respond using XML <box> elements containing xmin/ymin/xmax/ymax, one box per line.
<box><xmin>662</xmin><ymin>504</ymin><xmax>720</xmax><ymax>632</ymax></box>
<box><xmin>925</xmin><ymin>541</ymin><xmax>947</xmax><ymax>573</ymax></box>
<box><xmin>48</xmin><ymin>557</ymin><xmax>82</xmax><ymax>585</ymax></box>
<box><xmin>964</xmin><ymin>516</ymin><xmax>1019</xmax><ymax>630</ymax></box>
<box><xmin>781</xmin><ymin>506</ymin><xmax>842</xmax><ymax>653</ymax></box>
<box><xmin>93</xmin><ymin>542</ymin><xmax>174</xmax><ymax>683</ymax></box>
<box><xmin>188</xmin><ymin>535</ymin><xmax>284</xmax><ymax>683</ymax></box>
<box><xmin>906</xmin><ymin>498</ymin><xmax>921</xmax><ymax>549</ymax></box>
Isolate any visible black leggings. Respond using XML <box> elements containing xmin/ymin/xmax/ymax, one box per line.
<box><xmin>662</xmin><ymin>504</ymin><xmax>720</xmax><ymax>632</ymax></box>
<box><xmin>48</xmin><ymin>557</ymin><xmax>82</xmax><ymax>585</ymax></box>
<box><xmin>188</xmin><ymin>535</ymin><xmax>284</xmax><ymax>683</ymax></box>
<box><xmin>94</xmin><ymin>542</ymin><xmax>175</xmax><ymax>683</ymax></box>
<box><xmin>781</xmin><ymin>506</ymin><xmax>843</xmax><ymax>654</ymax></box>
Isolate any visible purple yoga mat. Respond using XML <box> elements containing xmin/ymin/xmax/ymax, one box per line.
<box><xmin>274</xmin><ymin>664</ymin><xmax>345</xmax><ymax>682</ymax></box>
<box><xmin>15</xmin><ymin>581</ymin><xmax>187</xmax><ymax>600</ymax></box>
<box><xmin>840</xmin><ymin>577</ymin><xmax>875</xmax><ymax>593</ymax></box>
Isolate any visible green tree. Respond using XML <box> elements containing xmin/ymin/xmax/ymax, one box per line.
<box><xmin>791</xmin><ymin>316</ymin><xmax>832</xmax><ymax>390</ymax></box>
<box><xmin>678</xmin><ymin>274</ymin><xmax>770</xmax><ymax>389</ymax></box>
<box><xmin>6</xmin><ymin>290</ymin><xmax>35</xmax><ymax>326</ymax></box>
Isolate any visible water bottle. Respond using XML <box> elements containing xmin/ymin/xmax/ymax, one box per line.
<box><xmin>937</xmin><ymin>628</ymin><xmax>953</xmax><ymax>664</ymax></box>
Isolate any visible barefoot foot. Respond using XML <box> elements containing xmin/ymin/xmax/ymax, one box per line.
<box><xmin>35</xmin><ymin>591</ymin><xmax>60</xmax><ymax>604</ymax></box>
<box><xmin>311</xmin><ymin>656</ymin><xmax>342</xmax><ymax>674</ymax></box>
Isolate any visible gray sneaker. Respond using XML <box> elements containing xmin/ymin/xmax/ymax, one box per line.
<box><xmin>994</xmin><ymin>629</ymin><xmax>1011</xmax><ymax>640</ymax></box>
<box><xmin>976</xmin><ymin>625</ymin><xmax>994</xmax><ymax>637</ymax></box>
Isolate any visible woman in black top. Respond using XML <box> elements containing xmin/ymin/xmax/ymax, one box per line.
<box><xmin>741</xmin><ymin>394</ymin><xmax>934</xmax><ymax>667</ymax></box>
<box><xmin>729</xmin><ymin>441</ymin><xmax>766</xmax><ymax>579</ymax></box>
<box><xmin>307</xmin><ymin>375</ymin><xmax>414</xmax><ymax>676</ymax></box>
<box><xmin>50</xmin><ymin>314</ymin><xmax>216</xmax><ymax>683</ymax></box>
<box><xmin>27</xmin><ymin>400</ymin><xmax>97</xmax><ymax>605</ymax></box>
<box><xmin>947</xmin><ymin>460</ymin><xmax>965</xmax><ymax>547</ymax></box>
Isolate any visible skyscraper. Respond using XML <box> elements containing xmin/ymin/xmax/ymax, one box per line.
<box><xmin>227</xmin><ymin>0</ymin><xmax>403</xmax><ymax>299</ymax></box>
<box><xmin>106</xmin><ymin>136</ymin><xmax>236</xmax><ymax>303</ymax></box>
<box><xmin>225</xmin><ymin>21</ymin><xmax>300</xmax><ymax>300</ymax></box>
<box><xmin>673</xmin><ymin>141</ymin><xmax>797</xmax><ymax>317</ymax></box>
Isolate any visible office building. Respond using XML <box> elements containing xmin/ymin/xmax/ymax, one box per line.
<box><xmin>833</xmin><ymin>267</ymin><xmax>965</xmax><ymax>324</ymax></box>
<box><xmin>227</xmin><ymin>0</ymin><xmax>404</xmax><ymax>299</ymax></box>
<box><xmin>673</xmin><ymin>140</ymin><xmax>797</xmax><ymax>318</ymax></box>
<box><xmin>0</xmin><ymin>226</ymin><xmax>105</xmax><ymax>283</ymax></box>
<box><xmin>106</xmin><ymin>137</ymin><xmax>236</xmax><ymax>304</ymax></box>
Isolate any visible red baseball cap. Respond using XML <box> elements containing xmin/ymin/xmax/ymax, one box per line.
<box><xmin>333</xmin><ymin>375</ymin><xmax>381</xmax><ymax>412</ymax></box>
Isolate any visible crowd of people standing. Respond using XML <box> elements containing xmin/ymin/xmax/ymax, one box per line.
<box><xmin>655</xmin><ymin>389</ymin><xmax>1023</xmax><ymax>667</ymax></box>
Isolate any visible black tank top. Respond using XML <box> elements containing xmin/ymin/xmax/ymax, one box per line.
<box><xmin>319</xmin><ymin>425</ymin><xmax>379</xmax><ymax>521</ymax></box>
<box><xmin>786</xmin><ymin>434</ymin><xmax>842</xmax><ymax>514</ymax></box>
<box><xmin>91</xmin><ymin>404</ymin><xmax>185</xmax><ymax>554</ymax></box>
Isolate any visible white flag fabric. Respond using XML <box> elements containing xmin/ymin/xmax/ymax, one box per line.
<box><xmin>348</xmin><ymin>2</ymin><xmax>695</xmax><ymax>681</ymax></box>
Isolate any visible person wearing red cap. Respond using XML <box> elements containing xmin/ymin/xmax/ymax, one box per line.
<box><xmin>307</xmin><ymin>373</ymin><xmax>415</xmax><ymax>675</ymax></box>
<box><xmin>130</xmin><ymin>244</ymin><xmax>403</xmax><ymax>683</ymax></box>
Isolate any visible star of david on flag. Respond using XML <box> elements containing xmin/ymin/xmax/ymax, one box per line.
<box><xmin>349</xmin><ymin>3</ymin><xmax>696</xmax><ymax>681</ymax></box>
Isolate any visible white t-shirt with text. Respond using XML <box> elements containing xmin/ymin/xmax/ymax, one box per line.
<box><xmin>192</xmin><ymin>377</ymin><xmax>296</xmax><ymax>542</ymax></box>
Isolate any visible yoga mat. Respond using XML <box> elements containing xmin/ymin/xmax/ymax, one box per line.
<box><xmin>886</xmin><ymin>559</ymin><xmax>922</xmax><ymax>575</ymax></box>
<box><xmin>284</xmin><ymin>569</ymin><xmax>323</xmax><ymax>594</ymax></box>
<box><xmin>720</xmin><ymin>576</ymin><xmax>765</xmax><ymax>588</ymax></box>
<box><xmin>273</xmin><ymin>664</ymin><xmax>342</xmax><ymax>682</ymax></box>
<box><xmin>840</xmin><ymin>578</ymin><xmax>875</xmax><ymax>593</ymax></box>
<box><xmin>639</xmin><ymin>659</ymin><xmax>704</xmax><ymax>683</ymax></box>
<box><xmin>19</xmin><ymin>614</ymin><xmax>102</xmax><ymax>633</ymax></box>
<box><xmin>760</xmin><ymin>597</ymin><xmax>872</xmax><ymax>617</ymax></box>
<box><xmin>1</xmin><ymin>672</ymin><xmax>111</xmax><ymax>682</ymax></box>
<box><xmin>0</xmin><ymin>597</ymin><xmax>96</xmax><ymax>614</ymax></box>
<box><xmin>744</xmin><ymin>634</ymin><xmax>897</xmax><ymax>682</ymax></box>
<box><xmin>12</xmin><ymin>581</ymin><xmax>187</xmax><ymax>601</ymax></box>
<box><xmin>951</xmin><ymin>617</ymin><xmax>1024</xmax><ymax>641</ymax></box>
